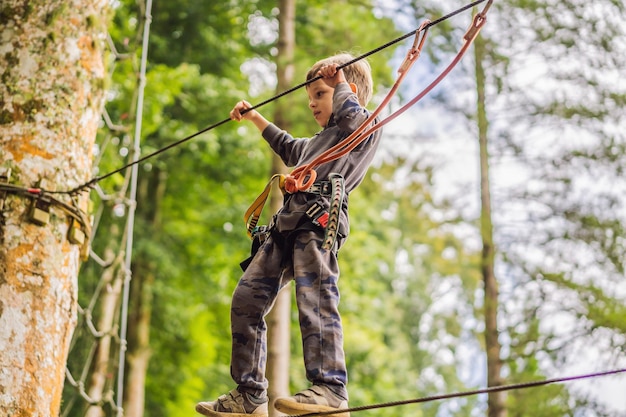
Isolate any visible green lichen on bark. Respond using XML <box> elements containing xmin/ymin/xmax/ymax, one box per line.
<box><xmin>44</xmin><ymin>4</ymin><xmax>68</xmax><ymax>26</ymax></box>
<box><xmin>1</xmin><ymin>52</ymin><xmax>19</xmax><ymax>97</ymax></box>
<box><xmin>0</xmin><ymin>98</ymin><xmax>45</xmax><ymax>124</ymax></box>
<box><xmin>86</xmin><ymin>14</ymin><xmax>97</xmax><ymax>28</ymax></box>
<box><xmin>0</xmin><ymin>2</ymin><xmax>34</xmax><ymax>22</ymax></box>
<box><xmin>21</xmin><ymin>99</ymin><xmax>45</xmax><ymax>121</ymax></box>
<box><xmin>0</xmin><ymin>103</ymin><xmax>11</xmax><ymax>125</ymax></box>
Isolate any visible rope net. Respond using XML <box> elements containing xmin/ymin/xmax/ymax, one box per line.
<box><xmin>61</xmin><ymin>0</ymin><xmax>152</xmax><ymax>415</ymax></box>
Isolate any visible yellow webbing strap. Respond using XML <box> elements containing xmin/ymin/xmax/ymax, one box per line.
<box><xmin>244</xmin><ymin>174</ymin><xmax>285</xmax><ymax>238</ymax></box>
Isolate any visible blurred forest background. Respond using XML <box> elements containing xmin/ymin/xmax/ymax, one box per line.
<box><xmin>60</xmin><ymin>0</ymin><xmax>625</xmax><ymax>416</ymax></box>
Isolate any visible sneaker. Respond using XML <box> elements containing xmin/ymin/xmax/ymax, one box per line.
<box><xmin>274</xmin><ymin>385</ymin><xmax>350</xmax><ymax>417</ymax></box>
<box><xmin>195</xmin><ymin>389</ymin><xmax>268</xmax><ymax>417</ymax></box>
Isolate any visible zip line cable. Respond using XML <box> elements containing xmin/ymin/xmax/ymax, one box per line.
<box><xmin>285</xmin><ymin>368</ymin><xmax>626</xmax><ymax>417</ymax></box>
<box><xmin>61</xmin><ymin>0</ymin><xmax>491</xmax><ymax>196</ymax></box>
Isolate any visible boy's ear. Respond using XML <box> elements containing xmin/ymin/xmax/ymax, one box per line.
<box><xmin>349</xmin><ymin>82</ymin><xmax>358</xmax><ymax>95</ymax></box>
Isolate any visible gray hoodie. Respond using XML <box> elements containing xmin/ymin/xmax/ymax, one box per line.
<box><xmin>262</xmin><ymin>82</ymin><xmax>382</xmax><ymax>244</ymax></box>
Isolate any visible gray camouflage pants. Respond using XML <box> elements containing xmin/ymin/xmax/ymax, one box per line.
<box><xmin>230</xmin><ymin>229</ymin><xmax>347</xmax><ymax>399</ymax></box>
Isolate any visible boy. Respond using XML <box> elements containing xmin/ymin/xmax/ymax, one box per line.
<box><xmin>196</xmin><ymin>53</ymin><xmax>381</xmax><ymax>417</ymax></box>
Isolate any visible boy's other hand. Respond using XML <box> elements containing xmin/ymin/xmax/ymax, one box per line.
<box><xmin>230</xmin><ymin>100</ymin><xmax>270</xmax><ymax>132</ymax></box>
<box><xmin>230</xmin><ymin>100</ymin><xmax>257</xmax><ymax>122</ymax></box>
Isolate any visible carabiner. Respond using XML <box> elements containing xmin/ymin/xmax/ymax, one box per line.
<box><xmin>464</xmin><ymin>0</ymin><xmax>493</xmax><ymax>42</ymax></box>
<box><xmin>398</xmin><ymin>20</ymin><xmax>430</xmax><ymax>75</ymax></box>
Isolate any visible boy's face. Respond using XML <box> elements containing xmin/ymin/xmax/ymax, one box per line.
<box><xmin>306</xmin><ymin>79</ymin><xmax>334</xmax><ymax>128</ymax></box>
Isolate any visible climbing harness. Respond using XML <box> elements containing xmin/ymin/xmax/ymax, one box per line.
<box><xmin>244</xmin><ymin>1</ymin><xmax>492</xmax><ymax>250</ymax></box>
<box><xmin>243</xmin><ymin>173</ymin><xmax>344</xmax><ymax>252</ymax></box>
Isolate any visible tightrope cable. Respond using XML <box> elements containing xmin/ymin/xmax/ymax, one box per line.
<box><xmin>65</xmin><ymin>0</ymin><xmax>490</xmax><ymax>195</ymax></box>
<box><xmin>286</xmin><ymin>368</ymin><xmax>626</xmax><ymax>417</ymax></box>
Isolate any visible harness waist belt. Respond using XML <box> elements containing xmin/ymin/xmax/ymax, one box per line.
<box><xmin>303</xmin><ymin>181</ymin><xmax>332</xmax><ymax>196</ymax></box>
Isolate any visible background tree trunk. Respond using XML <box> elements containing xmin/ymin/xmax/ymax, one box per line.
<box><xmin>85</xmin><ymin>248</ymin><xmax>125</xmax><ymax>417</ymax></box>
<box><xmin>266</xmin><ymin>0</ymin><xmax>296</xmax><ymax>415</ymax></box>
<box><xmin>474</xmin><ymin>31</ymin><xmax>506</xmax><ymax>417</ymax></box>
<box><xmin>0</xmin><ymin>0</ymin><xmax>109</xmax><ymax>415</ymax></box>
<box><xmin>123</xmin><ymin>169</ymin><xmax>167</xmax><ymax>417</ymax></box>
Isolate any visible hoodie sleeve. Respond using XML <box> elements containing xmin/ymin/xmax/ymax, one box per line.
<box><xmin>261</xmin><ymin>123</ymin><xmax>308</xmax><ymax>167</ymax></box>
<box><xmin>332</xmin><ymin>82</ymin><xmax>371</xmax><ymax>134</ymax></box>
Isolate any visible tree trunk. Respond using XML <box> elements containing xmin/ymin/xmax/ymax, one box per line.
<box><xmin>0</xmin><ymin>1</ymin><xmax>109</xmax><ymax>416</ymax></box>
<box><xmin>474</xmin><ymin>31</ymin><xmax>506</xmax><ymax>417</ymax></box>
<box><xmin>123</xmin><ymin>258</ymin><xmax>154</xmax><ymax>417</ymax></box>
<box><xmin>266</xmin><ymin>0</ymin><xmax>295</xmax><ymax>415</ymax></box>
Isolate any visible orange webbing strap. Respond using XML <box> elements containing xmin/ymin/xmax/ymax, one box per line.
<box><xmin>283</xmin><ymin>20</ymin><xmax>432</xmax><ymax>194</ymax></box>
<box><xmin>283</xmin><ymin>7</ymin><xmax>490</xmax><ymax>194</ymax></box>
<box><xmin>242</xmin><ymin>20</ymin><xmax>430</xmax><ymax>238</ymax></box>
<box><xmin>243</xmin><ymin>6</ymin><xmax>491</xmax><ymax>238</ymax></box>
<box><xmin>244</xmin><ymin>173</ymin><xmax>285</xmax><ymax>238</ymax></box>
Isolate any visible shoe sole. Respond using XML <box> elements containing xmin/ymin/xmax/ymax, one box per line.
<box><xmin>274</xmin><ymin>399</ymin><xmax>349</xmax><ymax>417</ymax></box>
<box><xmin>195</xmin><ymin>404</ymin><xmax>267</xmax><ymax>417</ymax></box>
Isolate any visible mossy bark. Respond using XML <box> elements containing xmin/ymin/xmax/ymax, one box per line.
<box><xmin>0</xmin><ymin>1</ymin><xmax>110</xmax><ymax>415</ymax></box>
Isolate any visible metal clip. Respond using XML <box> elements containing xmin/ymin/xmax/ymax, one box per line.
<box><xmin>464</xmin><ymin>12</ymin><xmax>488</xmax><ymax>42</ymax></box>
<box><xmin>399</xmin><ymin>20</ymin><xmax>430</xmax><ymax>75</ymax></box>
<box><xmin>464</xmin><ymin>0</ymin><xmax>492</xmax><ymax>42</ymax></box>
<box><xmin>28</xmin><ymin>195</ymin><xmax>52</xmax><ymax>225</ymax></box>
<box><xmin>251</xmin><ymin>225</ymin><xmax>268</xmax><ymax>239</ymax></box>
<box><xmin>68</xmin><ymin>217</ymin><xmax>86</xmax><ymax>245</ymax></box>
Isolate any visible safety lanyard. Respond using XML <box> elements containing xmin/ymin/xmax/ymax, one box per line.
<box><xmin>244</xmin><ymin>4</ymin><xmax>491</xmax><ymax>238</ymax></box>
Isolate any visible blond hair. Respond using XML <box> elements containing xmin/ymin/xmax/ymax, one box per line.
<box><xmin>306</xmin><ymin>53</ymin><xmax>373</xmax><ymax>106</ymax></box>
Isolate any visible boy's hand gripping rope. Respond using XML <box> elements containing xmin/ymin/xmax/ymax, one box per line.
<box><xmin>244</xmin><ymin>1</ymin><xmax>492</xmax><ymax>240</ymax></box>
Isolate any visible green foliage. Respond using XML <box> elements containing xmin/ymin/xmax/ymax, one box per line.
<box><xmin>339</xmin><ymin>157</ymin><xmax>482</xmax><ymax>416</ymax></box>
<box><xmin>148</xmin><ymin>0</ymin><xmax>275</xmax><ymax>75</ymax></box>
<box><xmin>375</xmin><ymin>0</ymin><xmax>626</xmax><ymax>415</ymax></box>
<box><xmin>414</xmin><ymin>0</ymin><xmax>626</xmax><ymax>415</ymax></box>
<box><xmin>68</xmin><ymin>0</ymin><xmax>626</xmax><ymax>416</ymax></box>
<box><xmin>496</xmin><ymin>0</ymin><xmax>626</xmax><ymax>382</ymax></box>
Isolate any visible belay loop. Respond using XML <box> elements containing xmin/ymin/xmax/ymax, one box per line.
<box><xmin>284</xmin><ymin>167</ymin><xmax>317</xmax><ymax>194</ymax></box>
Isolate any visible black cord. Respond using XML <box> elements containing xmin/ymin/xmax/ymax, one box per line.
<box><xmin>65</xmin><ymin>0</ymin><xmax>489</xmax><ymax>195</ymax></box>
<box><xmin>287</xmin><ymin>368</ymin><xmax>626</xmax><ymax>417</ymax></box>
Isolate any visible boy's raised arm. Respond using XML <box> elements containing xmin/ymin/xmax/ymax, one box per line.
<box><xmin>230</xmin><ymin>100</ymin><xmax>270</xmax><ymax>132</ymax></box>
